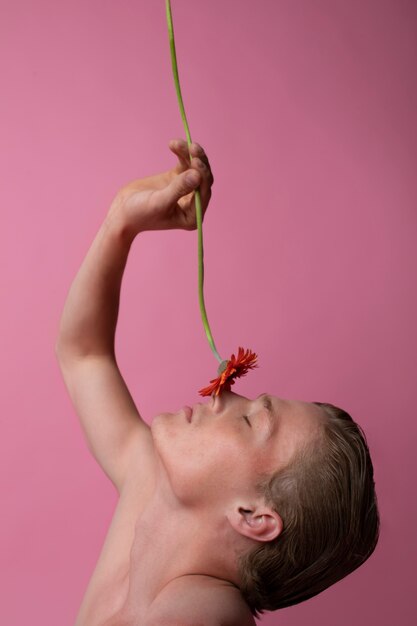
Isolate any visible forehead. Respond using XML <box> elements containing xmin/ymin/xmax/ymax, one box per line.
<box><xmin>265</xmin><ymin>395</ymin><xmax>325</xmax><ymax>470</ymax></box>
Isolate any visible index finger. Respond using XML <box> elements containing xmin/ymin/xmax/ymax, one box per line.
<box><xmin>169</xmin><ymin>138</ymin><xmax>211</xmax><ymax>170</ymax></box>
<box><xmin>169</xmin><ymin>138</ymin><xmax>192</xmax><ymax>170</ymax></box>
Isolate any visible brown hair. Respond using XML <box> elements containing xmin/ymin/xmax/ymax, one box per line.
<box><xmin>237</xmin><ymin>402</ymin><xmax>380</xmax><ymax>618</ymax></box>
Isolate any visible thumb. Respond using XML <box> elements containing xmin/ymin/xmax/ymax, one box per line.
<box><xmin>155</xmin><ymin>170</ymin><xmax>201</xmax><ymax>210</ymax></box>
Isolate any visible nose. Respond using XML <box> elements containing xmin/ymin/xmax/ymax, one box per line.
<box><xmin>212</xmin><ymin>392</ymin><xmax>224</xmax><ymax>413</ymax></box>
<box><xmin>212</xmin><ymin>388</ymin><xmax>235</xmax><ymax>413</ymax></box>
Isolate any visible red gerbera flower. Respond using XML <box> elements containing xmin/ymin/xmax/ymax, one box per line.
<box><xmin>198</xmin><ymin>347</ymin><xmax>259</xmax><ymax>397</ymax></box>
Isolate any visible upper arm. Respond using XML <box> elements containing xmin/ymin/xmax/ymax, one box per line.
<box><xmin>145</xmin><ymin>579</ymin><xmax>256</xmax><ymax>626</ymax></box>
<box><xmin>55</xmin><ymin>350</ymin><xmax>152</xmax><ymax>492</ymax></box>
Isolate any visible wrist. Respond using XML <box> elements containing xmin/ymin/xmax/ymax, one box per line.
<box><xmin>106</xmin><ymin>198</ymin><xmax>145</xmax><ymax>243</ymax></box>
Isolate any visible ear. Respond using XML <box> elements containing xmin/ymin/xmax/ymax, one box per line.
<box><xmin>228</xmin><ymin>504</ymin><xmax>283</xmax><ymax>543</ymax></box>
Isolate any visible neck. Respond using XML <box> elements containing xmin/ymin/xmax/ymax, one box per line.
<box><xmin>124</xmin><ymin>473</ymin><xmax>243</xmax><ymax>614</ymax></box>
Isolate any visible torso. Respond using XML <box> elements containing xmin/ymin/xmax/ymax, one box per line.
<box><xmin>74</xmin><ymin>426</ymin><xmax>255</xmax><ymax>626</ymax></box>
<box><xmin>74</xmin><ymin>428</ymin><xmax>158</xmax><ymax>625</ymax></box>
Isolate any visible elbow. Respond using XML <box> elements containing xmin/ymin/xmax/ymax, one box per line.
<box><xmin>54</xmin><ymin>337</ymin><xmax>80</xmax><ymax>363</ymax></box>
<box><xmin>54</xmin><ymin>338</ymin><xmax>115</xmax><ymax>362</ymax></box>
<box><xmin>54</xmin><ymin>342</ymin><xmax>70</xmax><ymax>368</ymax></box>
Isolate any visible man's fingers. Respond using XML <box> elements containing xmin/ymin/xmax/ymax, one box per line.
<box><xmin>169</xmin><ymin>139</ymin><xmax>214</xmax><ymax>183</ymax></box>
<box><xmin>191</xmin><ymin>157</ymin><xmax>213</xmax><ymax>211</ymax></box>
<box><xmin>164</xmin><ymin>139</ymin><xmax>214</xmax><ymax>224</ymax></box>
<box><xmin>150</xmin><ymin>169</ymin><xmax>201</xmax><ymax>211</ymax></box>
<box><xmin>169</xmin><ymin>139</ymin><xmax>191</xmax><ymax>170</ymax></box>
<box><xmin>189</xmin><ymin>142</ymin><xmax>211</xmax><ymax>173</ymax></box>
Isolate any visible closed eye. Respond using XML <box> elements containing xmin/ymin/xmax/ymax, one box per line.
<box><xmin>242</xmin><ymin>415</ymin><xmax>252</xmax><ymax>427</ymax></box>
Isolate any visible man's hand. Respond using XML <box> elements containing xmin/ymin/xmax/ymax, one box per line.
<box><xmin>108</xmin><ymin>138</ymin><xmax>214</xmax><ymax>236</ymax></box>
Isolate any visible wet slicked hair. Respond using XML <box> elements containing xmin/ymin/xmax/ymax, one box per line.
<box><xmin>237</xmin><ymin>403</ymin><xmax>380</xmax><ymax>618</ymax></box>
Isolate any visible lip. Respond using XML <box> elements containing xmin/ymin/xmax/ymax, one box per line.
<box><xmin>182</xmin><ymin>406</ymin><xmax>193</xmax><ymax>422</ymax></box>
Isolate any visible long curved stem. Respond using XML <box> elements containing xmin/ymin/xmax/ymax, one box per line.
<box><xmin>165</xmin><ymin>0</ymin><xmax>223</xmax><ymax>364</ymax></box>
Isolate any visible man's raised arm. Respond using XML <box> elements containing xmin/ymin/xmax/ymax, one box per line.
<box><xmin>55</xmin><ymin>138</ymin><xmax>214</xmax><ymax>493</ymax></box>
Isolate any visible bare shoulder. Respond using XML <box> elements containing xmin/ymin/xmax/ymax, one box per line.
<box><xmin>145</xmin><ymin>575</ymin><xmax>256</xmax><ymax>626</ymax></box>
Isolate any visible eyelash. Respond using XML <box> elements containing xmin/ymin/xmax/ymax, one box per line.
<box><xmin>242</xmin><ymin>415</ymin><xmax>251</xmax><ymax>427</ymax></box>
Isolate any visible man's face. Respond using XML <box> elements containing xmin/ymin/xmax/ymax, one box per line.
<box><xmin>151</xmin><ymin>390</ymin><xmax>326</xmax><ymax>509</ymax></box>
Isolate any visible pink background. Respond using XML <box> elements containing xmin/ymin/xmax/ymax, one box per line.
<box><xmin>1</xmin><ymin>1</ymin><xmax>416</xmax><ymax>624</ymax></box>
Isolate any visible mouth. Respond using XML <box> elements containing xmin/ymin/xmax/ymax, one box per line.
<box><xmin>182</xmin><ymin>406</ymin><xmax>193</xmax><ymax>422</ymax></box>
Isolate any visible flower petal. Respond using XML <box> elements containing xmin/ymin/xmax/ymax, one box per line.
<box><xmin>198</xmin><ymin>347</ymin><xmax>258</xmax><ymax>397</ymax></box>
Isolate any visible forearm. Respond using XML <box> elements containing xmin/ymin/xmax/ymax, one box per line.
<box><xmin>56</xmin><ymin>210</ymin><xmax>138</xmax><ymax>359</ymax></box>
<box><xmin>55</xmin><ymin>138</ymin><xmax>209</xmax><ymax>359</ymax></box>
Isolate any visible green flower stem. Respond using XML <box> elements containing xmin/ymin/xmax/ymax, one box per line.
<box><xmin>165</xmin><ymin>0</ymin><xmax>223</xmax><ymax>365</ymax></box>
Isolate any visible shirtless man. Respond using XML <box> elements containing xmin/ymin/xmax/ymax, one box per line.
<box><xmin>55</xmin><ymin>139</ymin><xmax>379</xmax><ymax>625</ymax></box>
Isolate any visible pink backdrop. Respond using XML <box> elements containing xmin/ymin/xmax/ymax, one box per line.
<box><xmin>1</xmin><ymin>1</ymin><xmax>416</xmax><ymax>624</ymax></box>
